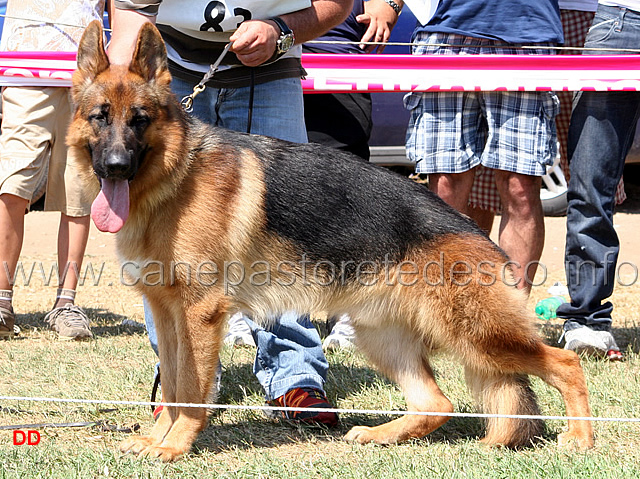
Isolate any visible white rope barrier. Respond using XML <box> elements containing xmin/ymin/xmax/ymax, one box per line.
<box><xmin>2</xmin><ymin>395</ymin><xmax>639</xmax><ymax>424</ymax></box>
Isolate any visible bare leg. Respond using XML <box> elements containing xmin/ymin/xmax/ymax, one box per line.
<box><xmin>0</xmin><ymin>194</ymin><xmax>28</xmax><ymax>291</ymax></box>
<box><xmin>54</xmin><ymin>214</ymin><xmax>90</xmax><ymax>307</ymax></box>
<box><xmin>494</xmin><ymin>171</ymin><xmax>544</xmax><ymax>295</ymax></box>
<box><xmin>428</xmin><ymin>171</ymin><xmax>476</xmax><ymax>216</ymax></box>
<box><xmin>467</xmin><ymin>206</ymin><xmax>495</xmax><ymax>236</ymax></box>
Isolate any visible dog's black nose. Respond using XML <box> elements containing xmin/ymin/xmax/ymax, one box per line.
<box><xmin>104</xmin><ymin>149</ymin><xmax>134</xmax><ymax>179</ymax></box>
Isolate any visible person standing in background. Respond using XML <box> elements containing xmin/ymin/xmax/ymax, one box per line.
<box><xmin>555</xmin><ymin>0</ymin><xmax>640</xmax><ymax>359</ymax></box>
<box><xmin>0</xmin><ymin>0</ymin><xmax>105</xmax><ymax>340</ymax></box>
<box><xmin>404</xmin><ymin>0</ymin><xmax>564</xmax><ymax>295</ymax></box>
<box><xmin>108</xmin><ymin>0</ymin><xmax>353</xmax><ymax>425</ymax></box>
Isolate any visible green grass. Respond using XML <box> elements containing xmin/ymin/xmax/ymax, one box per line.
<box><xmin>1</xmin><ymin>256</ymin><xmax>640</xmax><ymax>478</ymax></box>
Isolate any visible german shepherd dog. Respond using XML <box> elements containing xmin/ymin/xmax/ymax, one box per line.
<box><xmin>69</xmin><ymin>20</ymin><xmax>594</xmax><ymax>461</ymax></box>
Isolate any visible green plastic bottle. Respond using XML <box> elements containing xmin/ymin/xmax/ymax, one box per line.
<box><xmin>535</xmin><ymin>296</ymin><xmax>567</xmax><ymax>321</ymax></box>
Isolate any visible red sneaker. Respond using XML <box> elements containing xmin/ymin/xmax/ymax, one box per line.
<box><xmin>268</xmin><ymin>387</ymin><xmax>338</xmax><ymax>427</ymax></box>
<box><xmin>607</xmin><ymin>349</ymin><xmax>624</xmax><ymax>361</ymax></box>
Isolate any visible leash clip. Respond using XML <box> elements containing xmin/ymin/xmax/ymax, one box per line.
<box><xmin>181</xmin><ymin>84</ymin><xmax>205</xmax><ymax>112</ymax></box>
<box><xmin>180</xmin><ymin>42</ymin><xmax>232</xmax><ymax>113</ymax></box>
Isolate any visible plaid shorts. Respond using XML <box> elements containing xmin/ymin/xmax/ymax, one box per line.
<box><xmin>405</xmin><ymin>32</ymin><xmax>560</xmax><ymax>207</ymax></box>
<box><xmin>467</xmin><ymin>12</ymin><xmax>624</xmax><ymax>211</ymax></box>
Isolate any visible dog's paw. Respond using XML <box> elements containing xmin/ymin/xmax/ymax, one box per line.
<box><xmin>345</xmin><ymin>426</ymin><xmax>385</xmax><ymax>445</ymax></box>
<box><xmin>558</xmin><ymin>431</ymin><xmax>595</xmax><ymax>451</ymax></box>
<box><xmin>119</xmin><ymin>436</ymin><xmax>155</xmax><ymax>455</ymax></box>
<box><xmin>138</xmin><ymin>445</ymin><xmax>185</xmax><ymax>462</ymax></box>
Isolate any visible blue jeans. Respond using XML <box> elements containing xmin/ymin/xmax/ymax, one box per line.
<box><xmin>145</xmin><ymin>74</ymin><xmax>329</xmax><ymax>400</ymax></box>
<box><xmin>556</xmin><ymin>5</ymin><xmax>640</xmax><ymax>332</ymax></box>
<box><xmin>176</xmin><ymin>75</ymin><xmax>308</xmax><ymax>141</ymax></box>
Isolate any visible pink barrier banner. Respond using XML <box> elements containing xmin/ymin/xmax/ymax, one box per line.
<box><xmin>301</xmin><ymin>54</ymin><xmax>640</xmax><ymax>93</ymax></box>
<box><xmin>2</xmin><ymin>51</ymin><xmax>640</xmax><ymax>92</ymax></box>
<box><xmin>0</xmin><ymin>51</ymin><xmax>77</xmax><ymax>87</ymax></box>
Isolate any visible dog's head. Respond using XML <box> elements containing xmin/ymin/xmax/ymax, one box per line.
<box><xmin>69</xmin><ymin>20</ymin><xmax>175</xmax><ymax>233</ymax></box>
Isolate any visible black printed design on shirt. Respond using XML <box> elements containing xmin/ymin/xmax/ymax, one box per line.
<box><xmin>200</xmin><ymin>1</ymin><xmax>252</xmax><ymax>32</ymax></box>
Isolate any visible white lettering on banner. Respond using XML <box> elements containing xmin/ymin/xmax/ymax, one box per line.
<box><xmin>0</xmin><ymin>68</ymin><xmax>73</xmax><ymax>81</ymax></box>
<box><xmin>1</xmin><ymin>68</ymin><xmax>34</xmax><ymax>78</ymax></box>
<box><xmin>311</xmin><ymin>77</ymin><xmax>352</xmax><ymax>91</ymax></box>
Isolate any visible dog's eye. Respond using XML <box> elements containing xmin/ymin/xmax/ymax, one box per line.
<box><xmin>88</xmin><ymin>112</ymin><xmax>106</xmax><ymax>123</ymax></box>
<box><xmin>131</xmin><ymin>114</ymin><xmax>150</xmax><ymax>129</ymax></box>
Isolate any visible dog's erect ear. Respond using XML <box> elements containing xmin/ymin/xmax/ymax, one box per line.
<box><xmin>75</xmin><ymin>20</ymin><xmax>110</xmax><ymax>82</ymax></box>
<box><xmin>129</xmin><ymin>22</ymin><xmax>171</xmax><ymax>85</ymax></box>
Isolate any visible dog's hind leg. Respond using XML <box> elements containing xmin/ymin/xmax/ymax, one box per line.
<box><xmin>519</xmin><ymin>344</ymin><xmax>594</xmax><ymax>450</ymax></box>
<box><xmin>464</xmin><ymin>366</ymin><xmax>544</xmax><ymax>448</ymax></box>
<box><xmin>344</xmin><ymin>323</ymin><xmax>453</xmax><ymax>445</ymax></box>
<box><xmin>464</xmin><ymin>327</ymin><xmax>593</xmax><ymax>450</ymax></box>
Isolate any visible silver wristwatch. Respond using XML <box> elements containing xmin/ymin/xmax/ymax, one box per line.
<box><xmin>269</xmin><ymin>16</ymin><xmax>295</xmax><ymax>57</ymax></box>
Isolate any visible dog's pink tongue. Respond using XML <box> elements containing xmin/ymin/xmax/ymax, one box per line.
<box><xmin>91</xmin><ymin>179</ymin><xmax>130</xmax><ymax>233</ymax></box>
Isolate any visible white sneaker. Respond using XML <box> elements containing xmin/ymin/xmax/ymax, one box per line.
<box><xmin>563</xmin><ymin>325</ymin><xmax>611</xmax><ymax>358</ymax></box>
<box><xmin>323</xmin><ymin>314</ymin><xmax>355</xmax><ymax>351</ymax></box>
<box><xmin>224</xmin><ymin>313</ymin><xmax>255</xmax><ymax>347</ymax></box>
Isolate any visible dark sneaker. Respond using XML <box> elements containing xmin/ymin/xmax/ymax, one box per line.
<box><xmin>0</xmin><ymin>302</ymin><xmax>16</xmax><ymax>340</ymax></box>
<box><xmin>267</xmin><ymin>387</ymin><xmax>338</xmax><ymax>427</ymax></box>
<box><xmin>45</xmin><ymin>304</ymin><xmax>93</xmax><ymax>340</ymax></box>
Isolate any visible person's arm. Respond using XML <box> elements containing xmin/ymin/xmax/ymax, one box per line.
<box><xmin>230</xmin><ymin>0</ymin><xmax>352</xmax><ymax>67</ymax></box>
<box><xmin>107</xmin><ymin>1</ymin><xmax>159</xmax><ymax>64</ymax></box>
<box><xmin>357</xmin><ymin>0</ymin><xmax>404</xmax><ymax>53</ymax></box>
<box><xmin>107</xmin><ymin>0</ymin><xmax>352</xmax><ymax>68</ymax></box>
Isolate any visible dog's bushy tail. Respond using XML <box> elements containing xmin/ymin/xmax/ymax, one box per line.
<box><xmin>465</xmin><ymin>368</ymin><xmax>544</xmax><ymax>448</ymax></box>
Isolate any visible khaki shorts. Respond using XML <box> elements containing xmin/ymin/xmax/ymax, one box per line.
<box><xmin>0</xmin><ymin>86</ymin><xmax>93</xmax><ymax>216</ymax></box>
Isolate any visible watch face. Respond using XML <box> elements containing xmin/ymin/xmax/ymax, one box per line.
<box><xmin>278</xmin><ymin>33</ymin><xmax>295</xmax><ymax>54</ymax></box>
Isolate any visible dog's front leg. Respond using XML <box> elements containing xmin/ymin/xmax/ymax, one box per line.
<box><xmin>120</xmin><ymin>294</ymin><xmax>227</xmax><ymax>461</ymax></box>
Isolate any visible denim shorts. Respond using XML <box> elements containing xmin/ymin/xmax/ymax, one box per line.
<box><xmin>404</xmin><ymin>32</ymin><xmax>560</xmax><ymax>176</ymax></box>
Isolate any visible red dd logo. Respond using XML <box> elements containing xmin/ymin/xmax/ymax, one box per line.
<box><xmin>12</xmin><ymin>430</ymin><xmax>41</xmax><ymax>445</ymax></box>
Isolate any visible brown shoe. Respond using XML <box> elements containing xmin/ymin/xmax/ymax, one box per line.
<box><xmin>45</xmin><ymin>304</ymin><xmax>93</xmax><ymax>340</ymax></box>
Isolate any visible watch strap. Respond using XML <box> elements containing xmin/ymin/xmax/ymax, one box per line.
<box><xmin>269</xmin><ymin>16</ymin><xmax>292</xmax><ymax>36</ymax></box>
